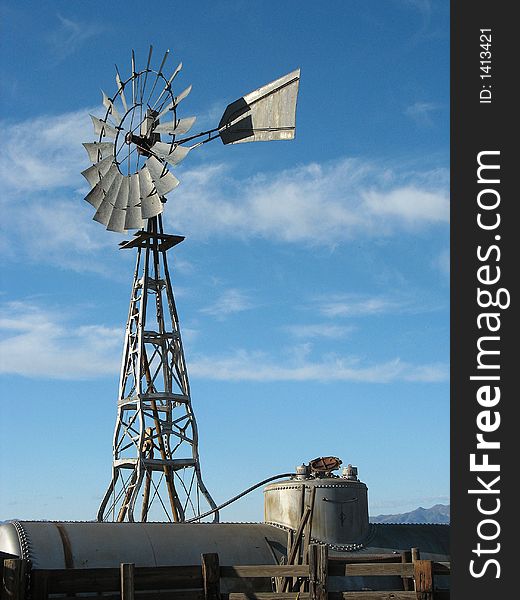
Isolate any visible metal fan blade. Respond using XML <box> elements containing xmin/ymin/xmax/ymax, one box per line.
<box><xmin>102</xmin><ymin>91</ymin><xmax>122</xmax><ymax>126</ymax></box>
<box><xmin>146</xmin><ymin>155</ymin><xmax>180</xmax><ymax>196</ymax></box>
<box><xmin>152</xmin><ymin>142</ymin><xmax>191</xmax><ymax>166</ymax></box>
<box><xmin>90</xmin><ymin>115</ymin><xmax>119</xmax><ymax>139</ymax></box>
<box><xmin>84</xmin><ymin>164</ymin><xmax>119</xmax><ymax>208</ymax></box>
<box><xmin>153</xmin><ymin>116</ymin><xmax>196</xmax><ymax>136</ymax></box>
<box><xmin>81</xmin><ymin>155</ymin><xmax>114</xmax><ymax>187</ymax></box>
<box><xmin>152</xmin><ymin>62</ymin><xmax>183</xmax><ymax>111</ymax></box>
<box><xmin>125</xmin><ymin>173</ymin><xmax>145</xmax><ymax>230</ymax></box>
<box><xmin>83</xmin><ymin>142</ymin><xmax>115</xmax><ymax>164</ymax></box>
<box><xmin>107</xmin><ymin>179</ymin><xmax>129</xmax><ymax>231</ymax></box>
<box><xmin>218</xmin><ymin>68</ymin><xmax>300</xmax><ymax>144</ymax></box>
<box><xmin>139</xmin><ymin>167</ymin><xmax>164</xmax><ymax>219</ymax></box>
<box><xmin>93</xmin><ymin>173</ymin><xmax>123</xmax><ymax>226</ymax></box>
<box><xmin>157</xmin><ymin>85</ymin><xmax>192</xmax><ymax>120</ymax></box>
<box><xmin>116</xmin><ymin>70</ymin><xmax>128</xmax><ymax>112</ymax></box>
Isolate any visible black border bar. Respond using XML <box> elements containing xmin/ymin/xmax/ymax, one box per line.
<box><xmin>451</xmin><ymin>2</ymin><xmax>515</xmax><ymax>598</ymax></box>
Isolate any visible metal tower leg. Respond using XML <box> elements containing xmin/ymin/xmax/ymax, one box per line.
<box><xmin>97</xmin><ymin>217</ymin><xmax>218</xmax><ymax>523</ymax></box>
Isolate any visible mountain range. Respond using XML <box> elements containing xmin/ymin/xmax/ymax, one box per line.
<box><xmin>370</xmin><ymin>504</ymin><xmax>450</xmax><ymax>524</ymax></box>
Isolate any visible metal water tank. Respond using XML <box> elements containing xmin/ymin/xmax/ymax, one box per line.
<box><xmin>264</xmin><ymin>470</ymin><xmax>370</xmax><ymax>547</ymax></box>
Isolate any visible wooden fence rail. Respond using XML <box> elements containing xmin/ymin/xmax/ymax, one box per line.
<box><xmin>1</xmin><ymin>545</ymin><xmax>450</xmax><ymax>600</ymax></box>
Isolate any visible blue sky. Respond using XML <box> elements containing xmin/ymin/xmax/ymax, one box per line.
<box><xmin>0</xmin><ymin>0</ymin><xmax>449</xmax><ymax>521</ymax></box>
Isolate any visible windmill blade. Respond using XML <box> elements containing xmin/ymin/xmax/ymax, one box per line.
<box><xmin>152</xmin><ymin>62</ymin><xmax>183</xmax><ymax>110</ymax></box>
<box><xmin>153</xmin><ymin>116</ymin><xmax>196</xmax><ymax>136</ymax></box>
<box><xmin>157</xmin><ymin>85</ymin><xmax>192</xmax><ymax>120</ymax></box>
<box><xmin>93</xmin><ymin>172</ymin><xmax>123</xmax><ymax>226</ymax></box>
<box><xmin>107</xmin><ymin>177</ymin><xmax>130</xmax><ymax>232</ymax></box>
<box><xmin>125</xmin><ymin>173</ymin><xmax>145</xmax><ymax>230</ymax></box>
<box><xmin>81</xmin><ymin>155</ymin><xmax>114</xmax><ymax>187</ymax></box>
<box><xmin>102</xmin><ymin>91</ymin><xmax>122</xmax><ymax>126</ymax></box>
<box><xmin>83</xmin><ymin>142</ymin><xmax>115</xmax><ymax>164</ymax></box>
<box><xmin>146</xmin><ymin>155</ymin><xmax>180</xmax><ymax>196</ymax></box>
<box><xmin>116</xmin><ymin>69</ymin><xmax>128</xmax><ymax>112</ymax></box>
<box><xmin>90</xmin><ymin>115</ymin><xmax>119</xmax><ymax>139</ymax></box>
<box><xmin>218</xmin><ymin>68</ymin><xmax>300</xmax><ymax>144</ymax></box>
<box><xmin>139</xmin><ymin>167</ymin><xmax>164</xmax><ymax>219</ymax></box>
<box><xmin>85</xmin><ymin>164</ymin><xmax>119</xmax><ymax>208</ymax></box>
<box><xmin>152</xmin><ymin>141</ymin><xmax>191</xmax><ymax>166</ymax></box>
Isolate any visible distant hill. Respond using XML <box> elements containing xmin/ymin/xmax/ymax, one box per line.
<box><xmin>370</xmin><ymin>504</ymin><xmax>450</xmax><ymax>524</ymax></box>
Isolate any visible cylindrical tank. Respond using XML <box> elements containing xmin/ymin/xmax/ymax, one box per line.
<box><xmin>0</xmin><ymin>521</ymin><xmax>287</xmax><ymax>569</ymax></box>
<box><xmin>264</xmin><ymin>474</ymin><xmax>370</xmax><ymax>547</ymax></box>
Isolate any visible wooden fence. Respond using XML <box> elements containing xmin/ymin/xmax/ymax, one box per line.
<box><xmin>1</xmin><ymin>545</ymin><xmax>450</xmax><ymax>600</ymax></box>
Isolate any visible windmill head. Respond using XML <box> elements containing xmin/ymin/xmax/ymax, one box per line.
<box><xmin>81</xmin><ymin>47</ymin><xmax>301</xmax><ymax>234</ymax></box>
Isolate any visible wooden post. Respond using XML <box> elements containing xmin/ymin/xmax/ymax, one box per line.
<box><xmin>413</xmin><ymin>559</ymin><xmax>433</xmax><ymax>600</ymax></box>
<box><xmin>2</xmin><ymin>559</ymin><xmax>29</xmax><ymax>600</ymax></box>
<box><xmin>308</xmin><ymin>544</ymin><xmax>318</xmax><ymax>600</ymax></box>
<box><xmin>316</xmin><ymin>544</ymin><xmax>328</xmax><ymax>600</ymax></box>
<box><xmin>309</xmin><ymin>543</ymin><xmax>328</xmax><ymax>600</ymax></box>
<box><xmin>302</xmin><ymin>486</ymin><xmax>317</xmax><ymax>565</ymax></box>
<box><xmin>401</xmin><ymin>549</ymin><xmax>413</xmax><ymax>591</ymax></box>
<box><xmin>411</xmin><ymin>547</ymin><xmax>420</xmax><ymax>562</ymax></box>
<box><xmin>120</xmin><ymin>563</ymin><xmax>135</xmax><ymax>600</ymax></box>
<box><xmin>201</xmin><ymin>553</ymin><xmax>221</xmax><ymax>600</ymax></box>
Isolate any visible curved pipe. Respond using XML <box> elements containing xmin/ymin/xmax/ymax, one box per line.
<box><xmin>186</xmin><ymin>473</ymin><xmax>297</xmax><ymax>523</ymax></box>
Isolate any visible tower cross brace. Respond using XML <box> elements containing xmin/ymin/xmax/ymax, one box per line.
<box><xmin>97</xmin><ymin>216</ymin><xmax>218</xmax><ymax>523</ymax></box>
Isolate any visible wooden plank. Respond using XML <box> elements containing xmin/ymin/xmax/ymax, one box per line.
<box><xmin>58</xmin><ymin>592</ymin><xmax>204</xmax><ymax>600</ymax></box>
<box><xmin>401</xmin><ymin>550</ymin><xmax>412</xmax><ymax>591</ymax></box>
<box><xmin>316</xmin><ymin>545</ymin><xmax>328</xmax><ymax>600</ymax></box>
<box><xmin>201</xmin><ymin>553</ymin><xmax>221</xmax><ymax>600</ymax></box>
<box><xmin>329</xmin><ymin>555</ymin><xmax>402</xmax><ymax>564</ymax></box>
<box><xmin>33</xmin><ymin>565</ymin><xmax>202</xmax><ymax>593</ymax></box>
<box><xmin>332</xmin><ymin>593</ymin><xmax>418</xmax><ymax>600</ymax></box>
<box><xmin>308</xmin><ymin>544</ymin><xmax>318</xmax><ymax>600</ymax></box>
<box><xmin>302</xmin><ymin>486</ymin><xmax>317</xmax><ymax>564</ymax></box>
<box><xmin>227</xmin><ymin>594</ymin><xmax>310</xmax><ymax>600</ymax></box>
<box><xmin>220</xmin><ymin>565</ymin><xmax>309</xmax><ymax>578</ymax></box>
<box><xmin>335</xmin><ymin>563</ymin><xmax>414</xmax><ymax>577</ymax></box>
<box><xmin>413</xmin><ymin>560</ymin><xmax>433</xmax><ymax>600</ymax></box>
<box><xmin>2</xmin><ymin>559</ymin><xmax>29</xmax><ymax>600</ymax></box>
<box><xmin>121</xmin><ymin>563</ymin><xmax>135</xmax><ymax>600</ymax></box>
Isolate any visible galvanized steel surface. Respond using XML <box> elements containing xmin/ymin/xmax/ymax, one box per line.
<box><xmin>0</xmin><ymin>521</ymin><xmax>287</xmax><ymax>569</ymax></box>
<box><xmin>264</xmin><ymin>477</ymin><xmax>370</xmax><ymax>546</ymax></box>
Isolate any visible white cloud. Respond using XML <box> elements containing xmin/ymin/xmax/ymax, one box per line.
<box><xmin>316</xmin><ymin>294</ymin><xmax>408</xmax><ymax>318</ymax></box>
<box><xmin>166</xmin><ymin>158</ymin><xmax>449</xmax><ymax>244</ymax></box>
<box><xmin>405</xmin><ymin>102</ymin><xmax>440</xmax><ymax>127</ymax></box>
<box><xmin>45</xmin><ymin>14</ymin><xmax>105</xmax><ymax>63</ymax></box>
<box><xmin>1</xmin><ymin>109</ymin><xmax>449</xmax><ymax>272</ymax></box>
<box><xmin>189</xmin><ymin>349</ymin><xmax>447</xmax><ymax>383</ymax></box>
<box><xmin>0</xmin><ymin>302</ymin><xmax>121</xmax><ymax>379</ymax></box>
<box><xmin>284</xmin><ymin>323</ymin><xmax>353</xmax><ymax>339</ymax></box>
<box><xmin>200</xmin><ymin>288</ymin><xmax>254</xmax><ymax>318</ymax></box>
<box><xmin>0</xmin><ymin>109</ymin><xmax>94</xmax><ymax>194</ymax></box>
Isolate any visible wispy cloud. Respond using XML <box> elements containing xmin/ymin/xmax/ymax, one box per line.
<box><xmin>189</xmin><ymin>349</ymin><xmax>447</xmax><ymax>383</ymax></box>
<box><xmin>200</xmin><ymin>288</ymin><xmax>254</xmax><ymax>319</ymax></box>
<box><xmin>1</xmin><ymin>109</ymin><xmax>449</xmax><ymax>273</ymax></box>
<box><xmin>0</xmin><ymin>301</ymin><xmax>121</xmax><ymax>379</ymax></box>
<box><xmin>45</xmin><ymin>14</ymin><xmax>105</xmax><ymax>63</ymax></box>
<box><xmin>316</xmin><ymin>294</ymin><xmax>408</xmax><ymax>319</ymax></box>
<box><xmin>166</xmin><ymin>158</ymin><xmax>449</xmax><ymax>244</ymax></box>
<box><xmin>0</xmin><ymin>108</ymin><xmax>94</xmax><ymax>195</ymax></box>
<box><xmin>284</xmin><ymin>323</ymin><xmax>353</xmax><ymax>339</ymax></box>
<box><xmin>0</xmin><ymin>301</ymin><xmax>447</xmax><ymax>383</ymax></box>
<box><xmin>405</xmin><ymin>101</ymin><xmax>440</xmax><ymax>127</ymax></box>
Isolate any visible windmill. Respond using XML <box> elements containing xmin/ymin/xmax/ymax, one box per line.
<box><xmin>82</xmin><ymin>47</ymin><xmax>300</xmax><ymax>523</ymax></box>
